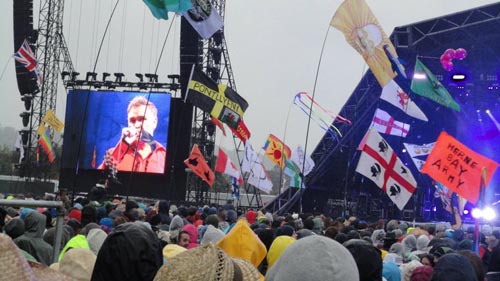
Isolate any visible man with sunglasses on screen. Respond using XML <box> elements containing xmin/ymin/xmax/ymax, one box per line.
<box><xmin>98</xmin><ymin>96</ymin><xmax>166</xmax><ymax>173</ymax></box>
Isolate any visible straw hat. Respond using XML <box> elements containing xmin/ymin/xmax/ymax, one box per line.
<box><xmin>0</xmin><ymin>233</ymin><xmax>37</xmax><ymax>281</ymax></box>
<box><xmin>59</xmin><ymin>248</ymin><xmax>97</xmax><ymax>281</ymax></box>
<box><xmin>153</xmin><ymin>243</ymin><xmax>260</xmax><ymax>281</ymax></box>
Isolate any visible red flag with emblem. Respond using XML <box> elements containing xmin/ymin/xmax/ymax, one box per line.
<box><xmin>355</xmin><ymin>128</ymin><xmax>417</xmax><ymax>210</ymax></box>
<box><xmin>184</xmin><ymin>144</ymin><xmax>215</xmax><ymax>186</ymax></box>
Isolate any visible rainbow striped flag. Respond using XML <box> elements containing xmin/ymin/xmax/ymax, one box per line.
<box><xmin>38</xmin><ymin>127</ymin><xmax>55</xmax><ymax>163</ymax></box>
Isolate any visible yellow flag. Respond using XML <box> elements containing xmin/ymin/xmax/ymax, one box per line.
<box><xmin>43</xmin><ymin>109</ymin><xmax>64</xmax><ymax>132</ymax></box>
<box><xmin>331</xmin><ymin>0</ymin><xmax>397</xmax><ymax>87</ymax></box>
<box><xmin>36</xmin><ymin>123</ymin><xmax>46</xmax><ymax>136</ymax></box>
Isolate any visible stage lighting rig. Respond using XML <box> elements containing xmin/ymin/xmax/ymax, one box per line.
<box><xmin>145</xmin><ymin>73</ymin><xmax>158</xmax><ymax>83</ymax></box>
<box><xmin>20</xmin><ymin>111</ymin><xmax>30</xmax><ymax>127</ymax></box>
<box><xmin>102</xmin><ymin>72</ymin><xmax>111</xmax><ymax>81</ymax></box>
<box><xmin>168</xmin><ymin>74</ymin><xmax>180</xmax><ymax>91</ymax></box>
<box><xmin>21</xmin><ymin>94</ymin><xmax>33</xmax><ymax>111</ymax></box>
<box><xmin>86</xmin><ymin>72</ymin><xmax>97</xmax><ymax>81</ymax></box>
<box><xmin>61</xmin><ymin>71</ymin><xmax>70</xmax><ymax>81</ymax></box>
<box><xmin>135</xmin><ymin>73</ymin><xmax>144</xmax><ymax>82</ymax></box>
<box><xmin>114</xmin><ymin>73</ymin><xmax>125</xmax><ymax>82</ymax></box>
<box><xmin>71</xmin><ymin>72</ymin><xmax>80</xmax><ymax>81</ymax></box>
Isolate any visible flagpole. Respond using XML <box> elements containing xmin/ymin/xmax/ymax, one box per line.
<box><xmin>71</xmin><ymin>0</ymin><xmax>121</xmax><ymax>205</ymax></box>
<box><xmin>299</xmin><ymin>26</ymin><xmax>331</xmax><ymax>213</ymax></box>
<box><xmin>474</xmin><ymin>167</ymin><xmax>487</xmax><ymax>255</ymax></box>
<box><xmin>125</xmin><ymin>15</ymin><xmax>177</xmax><ymax>201</ymax></box>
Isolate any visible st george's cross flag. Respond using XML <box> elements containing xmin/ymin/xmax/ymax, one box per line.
<box><xmin>215</xmin><ymin>148</ymin><xmax>243</xmax><ymax>185</ymax></box>
<box><xmin>356</xmin><ymin>128</ymin><xmax>417</xmax><ymax>210</ymax></box>
<box><xmin>371</xmin><ymin>108</ymin><xmax>410</xmax><ymax>137</ymax></box>
<box><xmin>380</xmin><ymin>80</ymin><xmax>428</xmax><ymax>122</ymax></box>
<box><xmin>241</xmin><ymin>141</ymin><xmax>273</xmax><ymax>193</ymax></box>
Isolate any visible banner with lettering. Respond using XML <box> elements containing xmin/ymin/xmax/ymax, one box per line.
<box><xmin>421</xmin><ymin>131</ymin><xmax>498</xmax><ymax>203</ymax></box>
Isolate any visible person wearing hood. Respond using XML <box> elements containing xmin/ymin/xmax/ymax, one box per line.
<box><xmin>200</xmin><ymin>224</ymin><xmax>225</xmax><ymax>245</ymax></box>
<box><xmin>14</xmin><ymin>211</ymin><xmax>54</xmax><ymax>265</ymax></box>
<box><xmin>412</xmin><ymin>235</ymin><xmax>430</xmax><ymax>256</ymax></box>
<box><xmin>157</xmin><ymin>200</ymin><xmax>171</xmax><ymax>226</ymax></box>
<box><xmin>265</xmin><ymin>235</ymin><xmax>359</xmax><ymax>281</ymax></box>
<box><xmin>431</xmin><ymin>253</ymin><xmax>478</xmax><ymax>281</ymax></box>
<box><xmin>91</xmin><ymin>222</ymin><xmax>163</xmax><ymax>281</ymax></box>
<box><xmin>182</xmin><ymin>224</ymin><xmax>199</xmax><ymax>249</ymax></box>
<box><xmin>266</xmin><ymin>236</ymin><xmax>295</xmax><ymax>269</ymax></box>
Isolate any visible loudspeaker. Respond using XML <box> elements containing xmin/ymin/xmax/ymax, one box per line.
<box><xmin>13</xmin><ymin>0</ymin><xmax>39</xmax><ymax>95</ymax></box>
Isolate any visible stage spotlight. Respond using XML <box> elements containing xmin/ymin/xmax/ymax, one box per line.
<box><xmin>471</xmin><ymin>208</ymin><xmax>482</xmax><ymax>219</ymax></box>
<box><xmin>61</xmin><ymin>71</ymin><xmax>70</xmax><ymax>81</ymax></box>
<box><xmin>145</xmin><ymin>73</ymin><xmax>158</xmax><ymax>83</ymax></box>
<box><xmin>413</xmin><ymin>73</ymin><xmax>426</xmax><ymax>80</ymax></box>
<box><xmin>21</xmin><ymin>94</ymin><xmax>33</xmax><ymax>111</ymax></box>
<box><xmin>402</xmin><ymin>148</ymin><xmax>407</xmax><ymax>153</ymax></box>
<box><xmin>451</xmin><ymin>73</ymin><xmax>467</xmax><ymax>82</ymax></box>
<box><xmin>463</xmin><ymin>209</ymin><xmax>469</xmax><ymax>215</ymax></box>
<box><xmin>486</xmin><ymin>109</ymin><xmax>491</xmax><ymax>114</ymax></box>
<box><xmin>483</xmin><ymin>207</ymin><xmax>497</xmax><ymax>221</ymax></box>
<box><xmin>71</xmin><ymin>71</ymin><xmax>80</xmax><ymax>81</ymax></box>
<box><xmin>114</xmin><ymin>73</ymin><xmax>125</xmax><ymax>82</ymax></box>
<box><xmin>102</xmin><ymin>72</ymin><xmax>110</xmax><ymax>81</ymax></box>
<box><xmin>20</xmin><ymin>128</ymin><xmax>30</xmax><ymax>145</ymax></box>
<box><xmin>135</xmin><ymin>73</ymin><xmax>144</xmax><ymax>82</ymax></box>
<box><xmin>86</xmin><ymin>72</ymin><xmax>97</xmax><ymax>81</ymax></box>
<box><xmin>19</xmin><ymin>111</ymin><xmax>30</xmax><ymax>127</ymax></box>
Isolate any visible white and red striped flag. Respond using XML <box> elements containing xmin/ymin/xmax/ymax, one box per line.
<box><xmin>371</xmin><ymin>108</ymin><xmax>410</xmax><ymax>137</ymax></box>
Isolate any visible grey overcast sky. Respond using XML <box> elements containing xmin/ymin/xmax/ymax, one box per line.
<box><xmin>1</xmin><ymin>0</ymin><xmax>498</xmax><ymax>155</ymax></box>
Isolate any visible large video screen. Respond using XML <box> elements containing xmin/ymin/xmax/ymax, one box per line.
<box><xmin>62</xmin><ymin>90</ymin><xmax>171</xmax><ymax>174</ymax></box>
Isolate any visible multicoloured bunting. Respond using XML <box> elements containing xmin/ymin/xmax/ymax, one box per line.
<box><xmin>371</xmin><ymin>108</ymin><xmax>410</xmax><ymax>137</ymax></box>
<box><xmin>410</xmin><ymin>59</ymin><xmax>461</xmax><ymax>112</ymax></box>
<box><xmin>184</xmin><ymin>144</ymin><xmax>215</xmax><ymax>186</ymax></box>
<box><xmin>331</xmin><ymin>0</ymin><xmax>398</xmax><ymax>87</ymax></box>
<box><xmin>263</xmin><ymin>134</ymin><xmax>291</xmax><ymax>169</ymax></box>
<box><xmin>381</xmin><ymin>80</ymin><xmax>428</xmax><ymax>122</ymax></box>
<box><xmin>421</xmin><ymin>131</ymin><xmax>499</xmax><ymax>203</ymax></box>
<box><xmin>355</xmin><ymin>128</ymin><xmax>417</xmax><ymax>210</ymax></box>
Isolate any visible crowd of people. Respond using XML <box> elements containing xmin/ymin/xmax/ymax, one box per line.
<box><xmin>1</xmin><ymin>190</ymin><xmax>500</xmax><ymax>281</ymax></box>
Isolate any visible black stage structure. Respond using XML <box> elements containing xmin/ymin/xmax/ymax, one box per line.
<box><xmin>271</xmin><ymin>3</ymin><xmax>500</xmax><ymax>221</ymax></box>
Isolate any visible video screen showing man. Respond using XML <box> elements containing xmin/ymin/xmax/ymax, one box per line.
<box><xmin>98</xmin><ymin>96</ymin><xmax>166</xmax><ymax>173</ymax></box>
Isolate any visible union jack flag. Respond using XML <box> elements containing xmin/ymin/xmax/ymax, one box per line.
<box><xmin>14</xmin><ymin>39</ymin><xmax>42</xmax><ymax>86</ymax></box>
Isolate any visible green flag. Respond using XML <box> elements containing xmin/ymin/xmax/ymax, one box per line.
<box><xmin>410</xmin><ymin>59</ymin><xmax>461</xmax><ymax>112</ymax></box>
<box><xmin>284</xmin><ymin>160</ymin><xmax>302</xmax><ymax>188</ymax></box>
